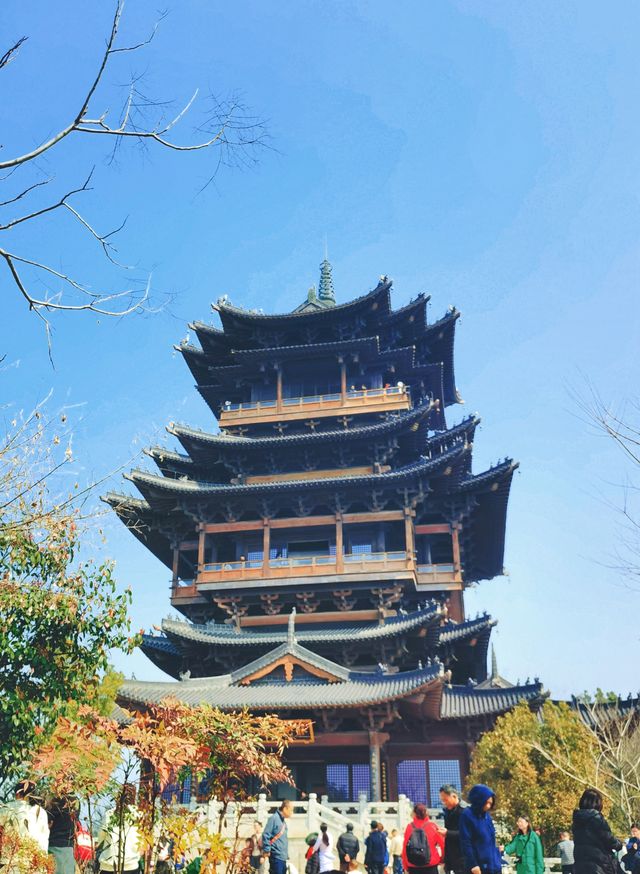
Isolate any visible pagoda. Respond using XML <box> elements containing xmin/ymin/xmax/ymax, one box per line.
<box><xmin>105</xmin><ymin>262</ymin><xmax>544</xmax><ymax>806</ymax></box>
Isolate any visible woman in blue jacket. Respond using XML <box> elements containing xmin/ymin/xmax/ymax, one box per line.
<box><xmin>459</xmin><ymin>785</ymin><xmax>503</xmax><ymax>874</ymax></box>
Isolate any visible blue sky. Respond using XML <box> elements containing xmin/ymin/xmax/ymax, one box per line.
<box><xmin>1</xmin><ymin>1</ymin><xmax>639</xmax><ymax>699</ymax></box>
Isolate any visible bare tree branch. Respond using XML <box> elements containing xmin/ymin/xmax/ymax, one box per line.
<box><xmin>0</xmin><ymin>1</ymin><xmax>266</xmax><ymax>350</ymax></box>
<box><xmin>0</xmin><ymin>37</ymin><xmax>27</xmax><ymax>71</ymax></box>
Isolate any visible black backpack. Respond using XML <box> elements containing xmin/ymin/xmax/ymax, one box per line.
<box><xmin>406</xmin><ymin>824</ymin><xmax>431</xmax><ymax>867</ymax></box>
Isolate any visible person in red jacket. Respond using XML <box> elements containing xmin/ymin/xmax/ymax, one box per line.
<box><xmin>402</xmin><ymin>803</ymin><xmax>445</xmax><ymax>874</ymax></box>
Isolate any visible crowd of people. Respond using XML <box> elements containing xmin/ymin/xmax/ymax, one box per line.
<box><xmin>258</xmin><ymin>785</ymin><xmax>640</xmax><ymax>874</ymax></box>
<box><xmin>4</xmin><ymin>779</ymin><xmax>640</xmax><ymax>874</ymax></box>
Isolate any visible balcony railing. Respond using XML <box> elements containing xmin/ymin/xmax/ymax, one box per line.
<box><xmin>195</xmin><ymin>550</ymin><xmax>410</xmax><ymax>584</ymax></box>
<box><xmin>170</xmin><ymin>557</ymin><xmax>462</xmax><ymax>600</ymax></box>
<box><xmin>416</xmin><ymin>562</ymin><xmax>461</xmax><ymax>586</ymax></box>
<box><xmin>219</xmin><ymin>385</ymin><xmax>411</xmax><ymax>425</ymax></box>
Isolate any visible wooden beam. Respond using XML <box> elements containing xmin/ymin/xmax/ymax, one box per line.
<box><xmin>262</xmin><ymin>519</ymin><xmax>271</xmax><ymax>578</ymax></box>
<box><xmin>339</xmin><ymin>359</ymin><xmax>347</xmax><ymax>402</ymax></box>
<box><xmin>202</xmin><ymin>520</ymin><xmax>264</xmax><ymax>534</ymax></box>
<box><xmin>335</xmin><ymin>514</ymin><xmax>344</xmax><ymax>573</ymax></box>
<box><xmin>414</xmin><ymin>524</ymin><xmax>451</xmax><ymax>535</ymax></box>
<box><xmin>172</xmin><ymin>548</ymin><xmax>179</xmax><ymax>585</ymax></box>
<box><xmin>197</xmin><ymin>529</ymin><xmax>206</xmax><ymax>572</ymax></box>
<box><xmin>201</xmin><ymin>510</ymin><xmax>406</xmax><ymax>535</ymax></box>
<box><xmin>276</xmin><ymin>366</ymin><xmax>283</xmax><ymax>412</ymax></box>
<box><xmin>178</xmin><ymin>540</ymin><xmax>199</xmax><ymax>550</ymax></box>
<box><xmin>245</xmin><ymin>465</ymin><xmax>387</xmax><ymax>485</ymax></box>
<box><xmin>238</xmin><ymin>609</ymin><xmax>395</xmax><ymax>628</ymax></box>
<box><xmin>451</xmin><ymin>524</ymin><xmax>461</xmax><ymax>574</ymax></box>
<box><xmin>404</xmin><ymin>507</ymin><xmax>415</xmax><ymax>567</ymax></box>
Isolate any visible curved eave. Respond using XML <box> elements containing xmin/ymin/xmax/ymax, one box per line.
<box><xmin>432</xmin><ymin>614</ymin><xmax>497</xmax><ymax>646</ymax></box>
<box><xmin>460</xmin><ymin>460</ymin><xmax>518</xmax><ymax>581</ymax></box>
<box><xmin>190</xmin><ymin>321</ymin><xmax>232</xmax><ymax>362</ymax></box>
<box><xmin>214</xmin><ymin>280</ymin><xmax>393</xmax><ymax>333</ymax></box>
<box><xmin>440</xmin><ymin>682</ymin><xmax>545</xmax><ymax>719</ymax></box>
<box><xmin>421</xmin><ymin>310</ymin><xmax>460</xmax><ymax>406</ymax></box>
<box><xmin>102</xmin><ymin>492</ymin><xmax>177</xmax><ymax>569</ymax></box>
<box><xmin>160</xmin><ymin>604</ymin><xmax>442</xmax><ymax>647</ymax></box>
<box><xmin>117</xmin><ymin>662</ymin><xmax>445</xmax><ymax>711</ymax></box>
<box><xmin>125</xmin><ymin>443</ymin><xmax>470</xmax><ymax>505</ymax></box>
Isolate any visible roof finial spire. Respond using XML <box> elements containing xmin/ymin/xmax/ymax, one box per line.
<box><xmin>318</xmin><ymin>256</ymin><xmax>335</xmax><ymax>307</ymax></box>
<box><xmin>288</xmin><ymin>607</ymin><xmax>297</xmax><ymax>646</ymax></box>
<box><xmin>491</xmin><ymin>644</ymin><xmax>498</xmax><ymax>679</ymax></box>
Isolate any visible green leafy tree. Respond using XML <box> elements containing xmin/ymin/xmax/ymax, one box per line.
<box><xmin>468</xmin><ymin>701</ymin><xmax>599</xmax><ymax>847</ymax></box>
<box><xmin>0</xmin><ymin>406</ymin><xmax>137</xmax><ymax>784</ymax></box>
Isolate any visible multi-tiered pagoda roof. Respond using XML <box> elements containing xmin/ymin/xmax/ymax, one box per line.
<box><xmin>107</xmin><ymin>263</ymin><xmax>544</xmax><ymax>804</ymax></box>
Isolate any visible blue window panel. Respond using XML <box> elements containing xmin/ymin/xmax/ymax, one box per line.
<box><xmin>326</xmin><ymin>764</ymin><xmax>349</xmax><ymax>801</ymax></box>
<box><xmin>180</xmin><ymin>771</ymin><xmax>192</xmax><ymax>804</ymax></box>
<box><xmin>396</xmin><ymin>760</ymin><xmax>427</xmax><ymax>805</ymax></box>
<box><xmin>427</xmin><ymin>760</ymin><xmax>461</xmax><ymax>807</ymax></box>
<box><xmin>351</xmin><ymin>764</ymin><xmax>370</xmax><ymax>801</ymax></box>
<box><xmin>247</xmin><ymin>550</ymin><xmax>263</xmax><ymax>562</ymax></box>
<box><xmin>351</xmin><ymin>543</ymin><xmax>373</xmax><ymax>555</ymax></box>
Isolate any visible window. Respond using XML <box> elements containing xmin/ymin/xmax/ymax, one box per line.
<box><xmin>326</xmin><ymin>765</ymin><xmax>349</xmax><ymax>801</ymax></box>
<box><xmin>427</xmin><ymin>760</ymin><xmax>461</xmax><ymax>807</ymax></box>
<box><xmin>287</xmin><ymin>539</ymin><xmax>330</xmax><ymax>557</ymax></box>
<box><xmin>326</xmin><ymin>764</ymin><xmax>371</xmax><ymax>801</ymax></box>
<box><xmin>161</xmin><ymin>771</ymin><xmax>192</xmax><ymax>805</ymax></box>
<box><xmin>396</xmin><ymin>760</ymin><xmax>427</xmax><ymax>804</ymax></box>
<box><xmin>351</xmin><ymin>765</ymin><xmax>371</xmax><ymax>801</ymax></box>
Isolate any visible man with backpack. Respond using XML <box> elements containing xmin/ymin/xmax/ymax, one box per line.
<box><xmin>402</xmin><ymin>803</ymin><xmax>444</xmax><ymax>874</ymax></box>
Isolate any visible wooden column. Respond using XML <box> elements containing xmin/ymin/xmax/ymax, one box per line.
<box><xmin>451</xmin><ymin>523</ymin><xmax>461</xmax><ymax>574</ymax></box>
<box><xmin>171</xmin><ymin>546</ymin><xmax>179</xmax><ymax>587</ymax></box>
<box><xmin>335</xmin><ymin>514</ymin><xmax>344</xmax><ymax>572</ymax></box>
<box><xmin>339</xmin><ymin>357</ymin><xmax>347</xmax><ymax>402</ymax></box>
<box><xmin>404</xmin><ymin>507</ymin><xmax>415</xmax><ymax>568</ymax></box>
<box><xmin>369</xmin><ymin>732</ymin><xmax>382</xmax><ymax>802</ymax></box>
<box><xmin>197</xmin><ymin>527</ymin><xmax>206</xmax><ymax>574</ymax></box>
<box><xmin>262</xmin><ymin>519</ymin><xmax>271</xmax><ymax>577</ymax></box>
<box><xmin>276</xmin><ymin>365</ymin><xmax>283</xmax><ymax>412</ymax></box>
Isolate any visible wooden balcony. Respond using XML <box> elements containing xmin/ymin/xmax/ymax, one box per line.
<box><xmin>219</xmin><ymin>385</ymin><xmax>411</xmax><ymax>426</ymax></box>
<box><xmin>197</xmin><ymin>550</ymin><xmax>411</xmax><ymax>584</ymax></box>
<box><xmin>416</xmin><ymin>563</ymin><xmax>462</xmax><ymax>590</ymax></box>
<box><xmin>170</xmin><ymin>556</ymin><xmax>462</xmax><ymax>603</ymax></box>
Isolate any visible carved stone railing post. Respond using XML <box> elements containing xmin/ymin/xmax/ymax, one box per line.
<box><xmin>308</xmin><ymin>792</ymin><xmax>320</xmax><ymax>832</ymax></box>
<box><xmin>358</xmin><ymin>792</ymin><xmax>368</xmax><ymax>835</ymax></box>
<box><xmin>257</xmin><ymin>793</ymin><xmax>268</xmax><ymax>825</ymax></box>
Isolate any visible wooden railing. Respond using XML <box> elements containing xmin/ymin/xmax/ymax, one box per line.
<box><xmin>219</xmin><ymin>385</ymin><xmax>411</xmax><ymax>425</ymax></box>
<box><xmin>196</xmin><ymin>550</ymin><xmax>411</xmax><ymax>584</ymax></box>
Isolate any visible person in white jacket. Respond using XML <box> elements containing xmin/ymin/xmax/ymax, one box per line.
<box><xmin>98</xmin><ymin>786</ymin><xmax>141</xmax><ymax>874</ymax></box>
<box><xmin>1</xmin><ymin>781</ymin><xmax>50</xmax><ymax>853</ymax></box>
<box><xmin>313</xmin><ymin>824</ymin><xmax>336</xmax><ymax>874</ymax></box>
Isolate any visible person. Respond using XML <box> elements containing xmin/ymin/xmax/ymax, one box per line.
<box><xmin>377</xmin><ymin>823</ymin><xmax>390</xmax><ymax>872</ymax></box>
<box><xmin>262</xmin><ymin>800</ymin><xmax>292</xmax><ymax>874</ymax></box>
<box><xmin>337</xmin><ymin>823</ymin><xmax>360</xmax><ymax>873</ymax></box>
<box><xmin>365</xmin><ymin>821</ymin><xmax>388</xmax><ymax>874</ymax></box>
<box><xmin>2</xmin><ymin>780</ymin><xmax>50</xmax><ymax>854</ymax></box>
<box><xmin>389</xmin><ymin>828</ymin><xmax>403</xmax><ymax>874</ymax></box>
<box><xmin>459</xmin><ymin>785</ymin><xmax>503</xmax><ymax>874</ymax></box>
<box><xmin>504</xmin><ymin>816</ymin><xmax>544</xmax><ymax>874</ymax></box>
<box><xmin>573</xmin><ymin>788</ymin><xmax>622</xmax><ymax>874</ymax></box>
<box><xmin>97</xmin><ymin>785</ymin><xmax>141</xmax><ymax>874</ymax></box>
<box><xmin>249</xmin><ymin>821</ymin><xmax>264</xmax><ymax>871</ymax></box>
<box><xmin>48</xmin><ymin>796</ymin><xmax>78</xmax><ymax>874</ymax></box>
<box><xmin>402</xmin><ymin>802</ymin><xmax>444</xmax><ymax>874</ymax></box>
<box><xmin>313</xmin><ymin>824</ymin><xmax>336</xmax><ymax>874</ymax></box>
<box><xmin>623</xmin><ymin>827</ymin><xmax>640</xmax><ymax>872</ymax></box>
<box><xmin>557</xmin><ymin>831</ymin><xmax>575</xmax><ymax>874</ymax></box>
<box><xmin>439</xmin><ymin>784</ymin><xmax>464</xmax><ymax>874</ymax></box>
